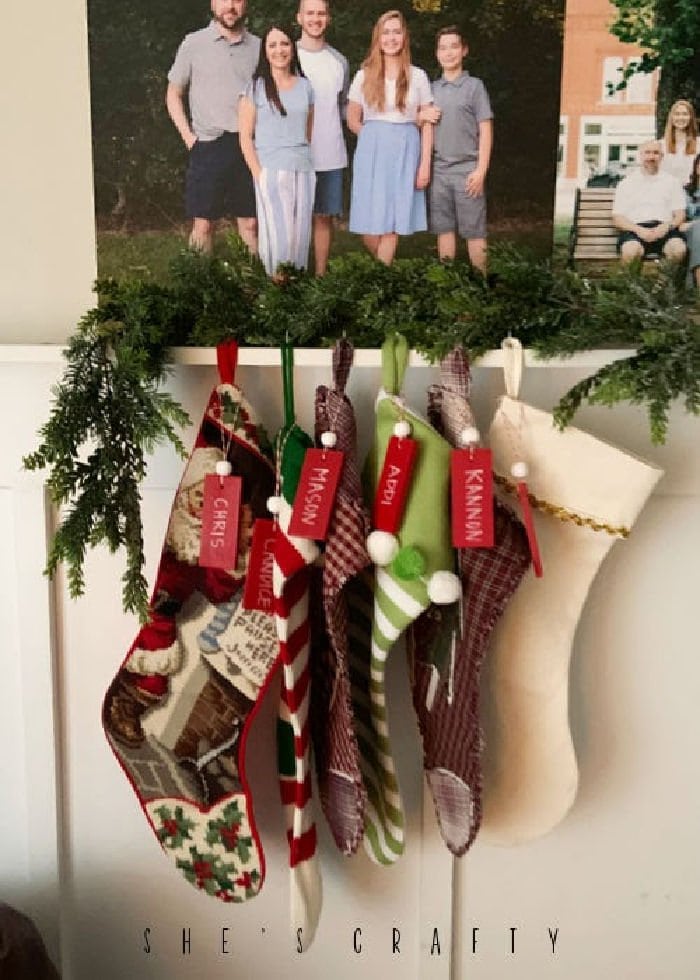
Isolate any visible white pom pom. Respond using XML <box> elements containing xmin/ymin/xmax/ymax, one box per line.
<box><xmin>393</xmin><ymin>419</ymin><xmax>412</xmax><ymax>439</ymax></box>
<box><xmin>320</xmin><ymin>430</ymin><xmax>337</xmax><ymax>449</ymax></box>
<box><xmin>427</xmin><ymin>570</ymin><xmax>462</xmax><ymax>605</ymax></box>
<box><xmin>267</xmin><ymin>495</ymin><xmax>283</xmax><ymax>515</ymax></box>
<box><xmin>366</xmin><ymin>530</ymin><xmax>399</xmax><ymax>566</ymax></box>
<box><xmin>510</xmin><ymin>460</ymin><xmax>529</xmax><ymax>480</ymax></box>
<box><xmin>215</xmin><ymin>460</ymin><xmax>232</xmax><ymax>477</ymax></box>
<box><xmin>459</xmin><ymin>426</ymin><xmax>480</xmax><ymax>447</ymax></box>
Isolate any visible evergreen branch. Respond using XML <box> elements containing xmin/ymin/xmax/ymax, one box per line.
<box><xmin>25</xmin><ymin>242</ymin><xmax>700</xmax><ymax>615</ymax></box>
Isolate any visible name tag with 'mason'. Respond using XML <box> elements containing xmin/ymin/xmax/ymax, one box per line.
<box><xmin>288</xmin><ymin>448</ymin><xmax>344</xmax><ymax>540</ymax></box>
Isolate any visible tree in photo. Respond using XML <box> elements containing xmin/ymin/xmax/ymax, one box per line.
<box><xmin>609</xmin><ymin>0</ymin><xmax>700</xmax><ymax>126</ymax></box>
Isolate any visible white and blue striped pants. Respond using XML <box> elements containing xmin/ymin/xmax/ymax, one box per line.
<box><xmin>254</xmin><ymin>168</ymin><xmax>316</xmax><ymax>277</ymax></box>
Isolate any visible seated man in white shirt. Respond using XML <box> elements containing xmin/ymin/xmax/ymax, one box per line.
<box><xmin>612</xmin><ymin>141</ymin><xmax>687</xmax><ymax>263</ymax></box>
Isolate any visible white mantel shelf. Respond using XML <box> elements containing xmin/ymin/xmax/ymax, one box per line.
<box><xmin>0</xmin><ymin>345</ymin><xmax>634</xmax><ymax>369</ymax></box>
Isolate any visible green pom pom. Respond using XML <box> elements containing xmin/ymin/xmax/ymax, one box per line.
<box><xmin>392</xmin><ymin>545</ymin><xmax>426</xmax><ymax>581</ymax></box>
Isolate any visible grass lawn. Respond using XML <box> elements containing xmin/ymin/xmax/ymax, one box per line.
<box><xmin>96</xmin><ymin>218</ymin><xmax>573</xmax><ymax>283</ymax></box>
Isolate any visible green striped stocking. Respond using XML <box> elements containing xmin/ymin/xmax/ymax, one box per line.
<box><xmin>355</xmin><ymin>335</ymin><xmax>459</xmax><ymax>865</ymax></box>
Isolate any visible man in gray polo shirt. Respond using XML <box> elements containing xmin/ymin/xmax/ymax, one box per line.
<box><xmin>425</xmin><ymin>26</ymin><xmax>493</xmax><ymax>273</ymax></box>
<box><xmin>166</xmin><ymin>0</ymin><xmax>260</xmax><ymax>253</ymax></box>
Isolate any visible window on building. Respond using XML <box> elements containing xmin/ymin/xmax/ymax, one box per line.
<box><xmin>583</xmin><ymin>143</ymin><xmax>601</xmax><ymax>176</ymax></box>
<box><xmin>584</xmin><ymin>123</ymin><xmax>603</xmax><ymax>136</ymax></box>
<box><xmin>602</xmin><ymin>57</ymin><xmax>624</xmax><ymax>103</ymax></box>
<box><xmin>626</xmin><ymin>64</ymin><xmax>653</xmax><ymax>105</ymax></box>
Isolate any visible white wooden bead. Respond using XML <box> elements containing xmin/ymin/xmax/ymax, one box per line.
<box><xmin>267</xmin><ymin>495</ymin><xmax>282</xmax><ymax>515</ymax></box>
<box><xmin>510</xmin><ymin>460</ymin><xmax>529</xmax><ymax>480</ymax></box>
<box><xmin>393</xmin><ymin>419</ymin><xmax>412</xmax><ymax>439</ymax></box>
<box><xmin>320</xmin><ymin>431</ymin><xmax>337</xmax><ymax>449</ymax></box>
<box><xmin>459</xmin><ymin>426</ymin><xmax>480</xmax><ymax>447</ymax></box>
<box><xmin>215</xmin><ymin>460</ymin><xmax>232</xmax><ymax>477</ymax></box>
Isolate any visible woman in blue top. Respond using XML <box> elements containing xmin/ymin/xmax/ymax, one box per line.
<box><xmin>681</xmin><ymin>152</ymin><xmax>700</xmax><ymax>290</ymax></box>
<box><xmin>239</xmin><ymin>25</ymin><xmax>315</xmax><ymax>276</ymax></box>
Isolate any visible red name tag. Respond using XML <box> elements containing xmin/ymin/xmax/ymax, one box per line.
<box><xmin>372</xmin><ymin>435</ymin><xmax>418</xmax><ymax>533</ymax></box>
<box><xmin>199</xmin><ymin>474</ymin><xmax>242</xmax><ymax>569</ymax></box>
<box><xmin>288</xmin><ymin>448</ymin><xmax>344</xmax><ymax>540</ymax></box>
<box><xmin>242</xmin><ymin>518</ymin><xmax>277</xmax><ymax>614</ymax></box>
<box><xmin>451</xmin><ymin>448</ymin><xmax>494</xmax><ymax>548</ymax></box>
<box><xmin>517</xmin><ymin>482</ymin><xmax>544</xmax><ymax>578</ymax></box>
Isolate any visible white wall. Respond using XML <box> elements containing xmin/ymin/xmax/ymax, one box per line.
<box><xmin>1</xmin><ymin>0</ymin><xmax>96</xmax><ymax>342</ymax></box>
<box><xmin>2</xmin><ymin>1</ymin><xmax>700</xmax><ymax>976</ymax></box>
<box><xmin>3</xmin><ymin>349</ymin><xmax>700</xmax><ymax>979</ymax></box>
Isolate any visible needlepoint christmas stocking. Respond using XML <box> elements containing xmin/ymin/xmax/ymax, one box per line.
<box><xmin>310</xmin><ymin>338</ymin><xmax>369</xmax><ymax>856</ymax></box>
<box><xmin>269</xmin><ymin>343</ymin><xmax>322</xmax><ymax>950</ymax></box>
<box><xmin>103</xmin><ymin>342</ymin><xmax>279</xmax><ymax>902</ymax></box>
<box><xmin>354</xmin><ymin>334</ymin><xmax>460</xmax><ymax>866</ymax></box>
<box><xmin>480</xmin><ymin>338</ymin><xmax>663</xmax><ymax>844</ymax></box>
<box><xmin>408</xmin><ymin>347</ymin><xmax>530</xmax><ymax>856</ymax></box>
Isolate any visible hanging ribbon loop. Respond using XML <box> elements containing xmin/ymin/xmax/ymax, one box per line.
<box><xmin>332</xmin><ymin>337</ymin><xmax>354</xmax><ymax>395</ymax></box>
<box><xmin>216</xmin><ymin>340</ymin><xmax>239</xmax><ymax>386</ymax></box>
<box><xmin>281</xmin><ymin>340</ymin><xmax>295</xmax><ymax>429</ymax></box>
<box><xmin>381</xmin><ymin>333</ymin><xmax>410</xmax><ymax>395</ymax></box>
<box><xmin>501</xmin><ymin>336</ymin><xmax>523</xmax><ymax>400</ymax></box>
<box><xmin>440</xmin><ymin>345</ymin><xmax>471</xmax><ymax>400</ymax></box>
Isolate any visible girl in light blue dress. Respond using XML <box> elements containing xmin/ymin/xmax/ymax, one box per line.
<box><xmin>346</xmin><ymin>9</ymin><xmax>433</xmax><ymax>265</ymax></box>
<box><xmin>239</xmin><ymin>24</ymin><xmax>316</xmax><ymax>276</ymax></box>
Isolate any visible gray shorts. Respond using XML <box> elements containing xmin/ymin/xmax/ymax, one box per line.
<box><xmin>428</xmin><ymin>168</ymin><xmax>487</xmax><ymax>239</ymax></box>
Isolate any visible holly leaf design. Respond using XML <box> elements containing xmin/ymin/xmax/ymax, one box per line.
<box><xmin>154</xmin><ymin>804</ymin><xmax>196</xmax><ymax>850</ymax></box>
<box><xmin>236</xmin><ymin>835</ymin><xmax>253</xmax><ymax>865</ymax></box>
<box><xmin>221</xmin><ymin>800</ymin><xmax>244</xmax><ymax>825</ymax></box>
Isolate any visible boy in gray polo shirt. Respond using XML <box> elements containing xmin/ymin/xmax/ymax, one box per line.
<box><xmin>427</xmin><ymin>26</ymin><xmax>493</xmax><ymax>272</ymax></box>
<box><xmin>166</xmin><ymin>0</ymin><xmax>260</xmax><ymax>253</ymax></box>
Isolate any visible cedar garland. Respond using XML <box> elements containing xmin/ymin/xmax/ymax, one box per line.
<box><xmin>23</xmin><ymin>237</ymin><xmax>700</xmax><ymax>618</ymax></box>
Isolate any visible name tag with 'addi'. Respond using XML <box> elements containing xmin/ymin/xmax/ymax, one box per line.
<box><xmin>372</xmin><ymin>435</ymin><xmax>418</xmax><ymax>534</ymax></box>
<box><xmin>288</xmin><ymin>448</ymin><xmax>344</xmax><ymax>540</ymax></box>
<box><xmin>450</xmin><ymin>448</ymin><xmax>494</xmax><ymax>548</ymax></box>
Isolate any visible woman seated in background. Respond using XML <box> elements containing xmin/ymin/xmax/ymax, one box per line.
<box><xmin>239</xmin><ymin>24</ymin><xmax>315</xmax><ymax>277</ymax></box>
<box><xmin>346</xmin><ymin>9</ymin><xmax>433</xmax><ymax>265</ymax></box>
<box><xmin>681</xmin><ymin>152</ymin><xmax>700</xmax><ymax>290</ymax></box>
<box><xmin>660</xmin><ymin>99</ymin><xmax>699</xmax><ymax>185</ymax></box>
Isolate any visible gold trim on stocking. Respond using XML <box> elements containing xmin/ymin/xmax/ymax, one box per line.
<box><xmin>494</xmin><ymin>474</ymin><xmax>631</xmax><ymax>538</ymax></box>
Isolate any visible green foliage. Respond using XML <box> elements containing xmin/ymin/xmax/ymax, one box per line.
<box><xmin>25</xmin><ymin>241</ymin><xmax>699</xmax><ymax>619</ymax></box>
<box><xmin>608</xmin><ymin>0</ymin><xmax>700</xmax><ymax>125</ymax></box>
<box><xmin>23</xmin><ymin>297</ymin><xmax>191</xmax><ymax>621</ymax></box>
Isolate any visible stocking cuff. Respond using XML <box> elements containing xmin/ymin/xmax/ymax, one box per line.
<box><xmin>490</xmin><ymin>397</ymin><xmax>663</xmax><ymax>532</ymax></box>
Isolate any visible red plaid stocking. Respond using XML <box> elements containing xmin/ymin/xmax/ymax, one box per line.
<box><xmin>409</xmin><ymin>347</ymin><xmax>530</xmax><ymax>855</ymax></box>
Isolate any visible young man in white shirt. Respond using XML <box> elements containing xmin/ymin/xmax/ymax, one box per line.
<box><xmin>613</xmin><ymin>141</ymin><xmax>687</xmax><ymax>264</ymax></box>
<box><xmin>296</xmin><ymin>0</ymin><xmax>349</xmax><ymax>274</ymax></box>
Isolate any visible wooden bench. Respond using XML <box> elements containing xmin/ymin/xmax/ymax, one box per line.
<box><xmin>567</xmin><ymin>186</ymin><xmax>620</xmax><ymax>266</ymax></box>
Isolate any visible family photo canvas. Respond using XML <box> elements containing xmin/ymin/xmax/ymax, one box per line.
<box><xmin>86</xmin><ymin>0</ymin><xmax>565</xmax><ymax>278</ymax></box>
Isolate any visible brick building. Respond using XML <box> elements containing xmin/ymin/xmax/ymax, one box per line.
<box><xmin>556</xmin><ymin>0</ymin><xmax>658</xmax><ymax>214</ymax></box>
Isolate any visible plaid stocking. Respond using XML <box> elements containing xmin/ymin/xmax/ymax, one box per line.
<box><xmin>103</xmin><ymin>342</ymin><xmax>279</xmax><ymax>902</ymax></box>
<box><xmin>408</xmin><ymin>347</ymin><xmax>530</xmax><ymax>856</ymax></box>
<box><xmin>310</xmin><ymin>339</ymin><xmax>370</xmax><ymax>855</ymax></box>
